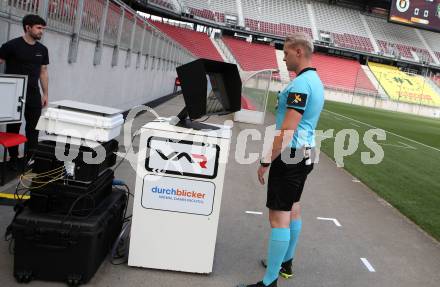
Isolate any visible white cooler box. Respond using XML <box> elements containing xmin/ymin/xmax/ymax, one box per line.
<box><xmin>36</xmin><ymin>101</ymin><xmax>124</xmax><ymax>142</ymax></box>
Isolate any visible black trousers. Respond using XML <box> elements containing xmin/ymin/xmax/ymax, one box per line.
<box><xmin>6</xmin><ymin>108</ymin><xmax>41</xmax><ymax>160</ymax></box>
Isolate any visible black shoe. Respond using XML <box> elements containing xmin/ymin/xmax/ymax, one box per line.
<box><xmin>261</xmin><ymin>259</ymin><xmax>294</xmax><ymax>279</ymax></box>
<box><xmin>7</xmin><ymin>157</ymin><xmax>18</xmax><ymax>172</ymax></box>
<box><xmin>236</xmin><ymin>279</ymin><xmax>277</xmax><ymax>287</ymax></box>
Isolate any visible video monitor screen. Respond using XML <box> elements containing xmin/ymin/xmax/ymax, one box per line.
<box><xmin>389</xmin><ymin>0</ymin><xmax>440</xmax><ymax>33</ymax></box>
<box><xmin>206</xmin><ymin>73</ymin><xmax>230</xmax><ymax>115</ymax></box>
<box><xmin>176</xmin><ymin>58</ymin><xmax>241</xmax><ymax>121</ymax></box>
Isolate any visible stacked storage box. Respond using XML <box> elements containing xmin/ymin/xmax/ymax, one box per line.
<box><xmin>10</xmin><ymin>101</ymin><xmax>126</xmax><ymax>286</ymax></box>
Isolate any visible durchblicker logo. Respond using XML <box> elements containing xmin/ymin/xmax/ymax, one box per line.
<box><xmin>396</xmin><ymin>0</ymin><xmax>410</xmax><ymax>13</ymax></box>
<box><xmin>142</xmin><ymin>174</ymin><xmax>216</xmax><ymax>216</ymax></box>
<box><xmin>151</xmin><ymin>185</ymin><xmax>207</xmax><ymax>206</ymax></box>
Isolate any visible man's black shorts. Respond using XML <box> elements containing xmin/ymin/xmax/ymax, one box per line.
<box><xmin>266</xmin><ymin>149</ymin><xmax>314</xmax><ymax>211</ymax></box>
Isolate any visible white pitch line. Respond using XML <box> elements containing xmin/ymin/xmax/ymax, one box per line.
<box><xmin>379</xmin><ymin>143</ymin><xmax>416</xmax><ymax>150</ymax></box>
<box><xmin>323</xmin><ymin>109</ymin><xmax>440</xmax><ymax>153</ymax></box>
<box><xmin>246</xmin><ymin>211</ymin><xmax>263</xmax><ymax>215</ymax></box>
<box><xmin>350</xmin><ymin>122</ymin><xmax>361</xmax><ymax>128</ymax></box>
<box><xmin>360</xmin><ymin>258</ymin><xmax>376</xmax><ymax>272</ymax></box>
<box><xmin>317</xmin><ymin>217</ymin><xmax>342</xmax><ymax>227</ymax></box>
<box><xmin>397</xmin><ymin>141</ymin><xmax>416</xmax><ymax>150</ymax></box>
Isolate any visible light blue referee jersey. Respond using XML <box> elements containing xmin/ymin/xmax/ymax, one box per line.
<box><xmin>275</xmin><ymin>67</ymin><xmax>324</xmax><ymax>148</ymax></box>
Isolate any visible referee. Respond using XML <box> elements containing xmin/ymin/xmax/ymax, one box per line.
<box><xmin>238</xmin><ymin>32</ymin><xmax>324</xmax><ymax>287</ymax></box>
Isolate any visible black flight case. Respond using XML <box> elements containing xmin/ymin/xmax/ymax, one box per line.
<box><xmin>12</xmin><ymin>189</ymin><xmax>127</xmax><ymax>285</ymax></box>
<box><xmin>29</xmin><ymin>169</ymin><xmax>114</xmax><ymax>215</ymax></box>
<box><xmin>33</xmin><ymin>139</ymin><xmax>118</xmax><ymax>182</ymax></box>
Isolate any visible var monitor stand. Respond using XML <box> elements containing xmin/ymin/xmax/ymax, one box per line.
<box><xmin>172</xmin><ymin>107</ymin><xmax>221</xmax><ymax>131</ymax></box>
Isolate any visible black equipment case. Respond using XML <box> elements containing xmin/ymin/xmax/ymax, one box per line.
<box><xmin>33</xmin><ymin>139</ymin><xmax>118</xmax><ymax>182</ymax></box>
<box><xmin>29</xmin><ymin>169</ymin><xmax>114</xmax><ymax>215</ymax></box>
<box><xmin>12</xmin><ymin>190</ymin><xmax>127</xmax><ymax>285</ymax></box>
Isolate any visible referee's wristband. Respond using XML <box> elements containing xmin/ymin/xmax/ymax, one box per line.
<box><xmin>259</xmin><ymin>159</ymin><xmax>271</xmax><ymax>167</ymax></box>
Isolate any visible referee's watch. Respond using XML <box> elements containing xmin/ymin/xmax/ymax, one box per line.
<box><xmin>259</xmin><ymin>159</ymin><xmax>270</xmax><ymax>167</ymax></box>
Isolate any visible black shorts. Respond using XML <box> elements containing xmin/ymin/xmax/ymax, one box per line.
<box><xmin>266</xmin><ymin>149</ymin><xmax>314</xmax><ymax>211</ymax></box>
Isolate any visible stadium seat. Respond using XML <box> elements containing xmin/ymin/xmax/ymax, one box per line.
<box><xmin>366</xmin><ymin>16</ymin><xmax>434</xmax><ymax>63</ymax></box>
<box><xmin>313</xmin><ymin>2</ymin><xmax>375</xmax><ymax>52</ymax></box>
<box><xmin>149</xmin><ymin>20</ymin><xmax>223</xmax><ymax>62</ymax></box>
<box><xmin>242</xmin><ymin>0</ymin><xmax>312</xmax><ymax>32</ymax></box>
<box><xmin>321</xmin><ymin>31</ymin><xmax>374</xmax><ymax>52</ymax></box>
<box><xmin>419</xmin><ymin>29</ymin><xmax>440</xmax><ymax>63</ymax></box>
<box><xmin>222</xmin><ymin>36</ymin><xmax>278</xmax><ymax>71</ymax></box>
<box><xmin>244</xmin><ymin>19</ymin><xmax>313</xmax><ymax>38</ymax></box>
<box><xmin>181</xmin><ymin>0</ymin><xmax>235</xmax><ymax>23</ymax></box>
<box><xmin>149</xmin><ymin>0</ymin><xmax>176</xmax><ymax>11</ymax></box>
<box><xmin>289</xmin><ymin>53</ymin><xmax>377</xmax><ymax>94</ymax></box>
<box><xmin>434</xmin><ymin>76</ymin><xmax>440</xmax><ymax>88</ymax></box>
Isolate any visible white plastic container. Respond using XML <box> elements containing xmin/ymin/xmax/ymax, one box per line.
<box><xmin>36</xmin><ymin>101</ymin><xmax>124</xmax><ymax>142</ymax></box>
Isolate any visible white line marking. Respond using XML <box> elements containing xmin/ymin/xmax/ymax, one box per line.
<box><xmin>379</xmin><ymin>142</ymin><xmax>416</xmax><ymax>150</ymax></box>
<box><xmin>377</xmin><ymin>198</ymin><xmax>393</xmax><ymax>208</ymax></box>
<box><xmin>360</xmin><ymin>258</ymin><xmax>376</xmax><ymax>272</ymax></box>
<box><xmin>323</xmin><ymin>109</ymin><xmax>440</xmax><ymax>153</ymax></box>
<box><xmin>317</xmin><ymin>217</ymin><xmax>342</xmax><ymax>227</ymax></box>
<box><xmin>352</xmin><ymin>179</ymin><xmax>361</xmax><ymax>183</ymax></box>
<box><xmin>246</xmin><ymin>211</ymin><xmax>263</xmax><ymax>215</ymax></box>
<box><xmin>350</xmin><ymin>122</ymin><xmax>361</xmax><ymax>127</ymax></box>
<box><xmin>397</xmin><ymin>141</ymin><xmax>416</xmax><ymax>150</ymax></box>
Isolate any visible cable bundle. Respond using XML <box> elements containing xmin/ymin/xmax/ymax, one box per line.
<box><xmin>19</xmin><ymin>165</ymin><xmax>66</xmax><ymax>190</ymax></box>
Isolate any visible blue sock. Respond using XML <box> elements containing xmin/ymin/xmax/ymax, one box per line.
<box><xmin>262</xmin><ymin>228</ymin><xmax>290</xmax><ymax>286</ymax></box>
<box><xmin>283</xmin><ymin>219</ymin><xmax>302</xmax><ymax>263</ymax></box>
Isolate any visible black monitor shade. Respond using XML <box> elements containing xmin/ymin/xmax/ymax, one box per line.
<box><xmin>176</xmin><ymin>58</ymin><xmax>242</xmax><ymax>120</ymax></box>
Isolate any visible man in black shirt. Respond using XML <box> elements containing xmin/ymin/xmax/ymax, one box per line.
<box><xmin>0</xmin><ymin>14</ymin><xmax>49</xmax><ymax>168</ymax></box>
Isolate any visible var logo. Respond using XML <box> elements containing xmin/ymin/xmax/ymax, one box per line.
<box><xmin>146</xmin><ymin>136</ymin><xmax>219</xmax><ymax>179</ymax></box>
<box><xmin>155</xmin><ymin>150</ymin><xmax>208</xmax><ymax>169</ymax></box>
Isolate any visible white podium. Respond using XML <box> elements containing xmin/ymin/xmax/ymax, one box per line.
<box><xmin>128</xmin><ymin>119</ymin><xmax>232</xmax><ymax>273</ymax></box>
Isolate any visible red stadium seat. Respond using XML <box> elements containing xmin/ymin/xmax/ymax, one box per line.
<box><xmin>148</xmin><ymin>20</ymin><xmax>223</xmax><ymax>62</ymax></box>
<box><xmin>290</xmin><ymin>53</ymin><xmax>377</xmax><ymax>93</ymax></box>
<box><xmin>244</xmin><ymin>18</ymin><xmax>312</xmax><ymax>39</ymax></box>
<box><xmin>223</xmin><ymin>36</ymin><xmax>278</xmax><ymax>71</ymax></box>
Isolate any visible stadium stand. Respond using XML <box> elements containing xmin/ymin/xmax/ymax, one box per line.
<box><xmin>365</xmin><ymin>16</ymin><xmax>433</xmax><ymax>63</ymax></box>
<box><xmin>143</xmin><ymin>0</ymin><xmax>439</xmax><ymax>65</ymax></box>
<box><xmin>288</xmin><ymin>53</ymin><xmax>377</xmax><ymax>94</ymax></box>
<box><xmin>148</xmin><ymin>20</ymin><xmax>223</xmax><ymax>61</ymax></box>
<box><xmin>142</xmin><ymin>0</ymin><xmax>440</xmax><ymax>65</ymax></box>
<box><xmin>241</xmin><ymin>0</ymin><xmax>312</xmax><ymax>37</ymax></box>
<box><xmin>434</xmin><ymin>76</ymin><xmax>440</xmax><ymax>88</ymax></box>
<box><xmin>222</xmin><ymin>36</ymin><xmax>278</xmax><ymax>71</ymax></box>
<box><xmin>180</xmin><ymin>0</ymin><xmax>236</xmax><ymax>23</ymax></box>
<box><xmin>139</xmin><ymin>0</ymin><xmax>440</xmax><ymax>105</ymax></box>
<box><xmin>368</xmin><ymin>62</ymin><xmax>440</xmax><ymax>106</ymax></box>
<box><xmin>149</xmin><ymin>0</ymin><xmax>176</xmax><ymax>12</ymax></box>
<box><xmin>419</xmin><ymin>29</ymin><xmax>440</xmax><ymax>64</ymax></box>
<box><xmin>312</xmin><ymin>1</ymin><xmax>374</xmax><ymax>52</ymax></box>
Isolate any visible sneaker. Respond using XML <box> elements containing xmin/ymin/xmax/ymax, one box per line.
<box><xmin>236</xmin><ymin>279</ymin><xmax>277</xmax><ymax>287</ymax></box>
<box><xmin>261</xmin><ymin>259</ymin><xmax>294</xmax><ymax>279</ymax></box>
